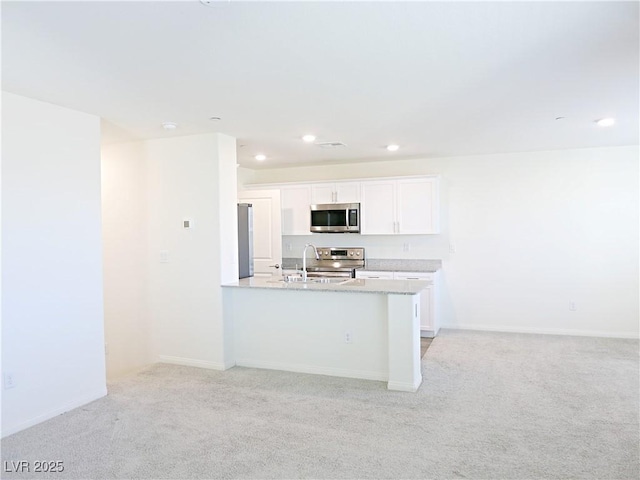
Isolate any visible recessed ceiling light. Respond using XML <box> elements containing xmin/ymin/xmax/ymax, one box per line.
<box><xmin>255</xmin><ymin>154</ymin><xmax>266</xmax><ymax>161</ymax></box>
<box><xmin>386</xmin><ymin>144</ymin><xmax>400</xmax><ymax>152</ymax></box>
<box><xmin>596</xmin><ymin>118</ymin><xmax>615</xmax><ymax>127</ymax></box>
<box><xmin>210</xmin><ymin>116</ymin><xmax>221</xmax><ymax>121</ymax></box>
<box><xmin>302</xmin><ymin>134</ymin><xmax>316</xmax><ymax>143</ymax></box>
<box><xmin>162</xmin><ymin>122</ymin><xmax>177</xmax><ymax>130</ymax></box>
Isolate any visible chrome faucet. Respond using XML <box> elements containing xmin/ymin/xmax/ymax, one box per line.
<box><xmin>302</xmin><ymin>243</ymin><xmax>320</xmax><ymax>281</ymax></box>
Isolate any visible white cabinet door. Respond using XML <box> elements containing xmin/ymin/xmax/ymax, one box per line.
<box><xmin>311</xmin><ymin>182</ymin><xmax>360</xmax><ymax>204</ymax></box>
<box><xmin>418</xmin><ymin>286</ymin><xmax>433</xmax><ymax>334</ymax></box>
<box><xmin>393</xmin><ymin>272</ymin><xmax>434</xmax><ymax>282</ymax></box>
<box><xmin>360</xmin><ymin>181</ymin><xmax>396</xmax><ymax>234</ymax></box>
<box><xmin>310</xmin><ymin>184</ymin><xmax>335</xmax><ymax>204</ymax></box>
<box><xmin>396</xmin><ymin>178</ymin><xmax>439</xmax><ymax>234</ymax></box>
<box><xmin>355</xmin><ymin>270</ymin><xmax>395</xmax><ymax>280</ymax></box>
<box><xmin>394</xmin><ymin>271</ymin><xmax>438</xmax><ymax>337</ymax></box>
<box><xmin>335</xmin><ymin>182</ymin><xmax>360</xmax><ymax>203</ymax></box>
<box><xmin>238</xmin><ymin>189</ymin><xmax>282</xmax><ymax>277</ymax></box>
<box><xmin>281</xmin><ymin>186</ymin><xmax>311</xmax><ymax>235</ymax></box>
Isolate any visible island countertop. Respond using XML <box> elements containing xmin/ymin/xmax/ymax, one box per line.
<box><xmin>223</xmin><ymin>276</ymin><xmax>431</xmax><ymax>295</ymax></box>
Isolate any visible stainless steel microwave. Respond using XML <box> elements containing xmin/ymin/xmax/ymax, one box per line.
<box><xmin>310</xmin><ymin>203</ymin><xmax>360</xmax><ymax>233</ymax></box>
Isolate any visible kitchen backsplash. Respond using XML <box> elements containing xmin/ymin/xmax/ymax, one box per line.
<box><xmin>282</xmin><ymin>234</ymin><xmax>450</xmax><ymax>261</ymax></box>
<box><xmin>282</xmin><ymin>257</ymin><xmax>442</xmax><ymax>272</ymax></box>
<box><xmin>364</xmin><ymin>259</ymin><xmax>442</xmax><ymax>272</ymax></box>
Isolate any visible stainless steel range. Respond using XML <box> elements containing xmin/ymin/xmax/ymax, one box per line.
<box><xmin>305</xmin><ymin>247</ymin><xmax>365</xmax><ymax>279</ymax></box>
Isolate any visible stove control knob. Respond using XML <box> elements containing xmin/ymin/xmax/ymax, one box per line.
<box><xmin>324</xmin><ymin>251</ymin><xmax>329</xmax><ymax>256</ymax></box>
<box><xmin>349</xmin><ymin>252</ymin><xmax>354</xmax><ymax>256</ymax></box>
<box><xmin>356</xmin><ymin>252</ymin><xmax>361</xmax><ymax>256</ymax></box>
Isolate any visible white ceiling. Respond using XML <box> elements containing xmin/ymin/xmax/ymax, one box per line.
<box><xmin>3</xmin><ymin>1</ymin><xmax>638</xmax><ymax>168</ymax></box>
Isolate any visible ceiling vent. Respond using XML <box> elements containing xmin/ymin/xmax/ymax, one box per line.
<box><xmin>315</xmin><ymin>141</ymin><xmax>347</xmax><ymax>148</ymax></box>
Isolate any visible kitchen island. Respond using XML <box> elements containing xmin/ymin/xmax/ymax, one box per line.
<box><xmin>222</xmin><ymin>276</ymin><xmax>430</xmax><ymax>391</ymax></box>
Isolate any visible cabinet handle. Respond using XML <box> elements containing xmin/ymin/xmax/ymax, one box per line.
<box><xmin>269</xmin><ymin>264</ymin><xmax>280</xmax><ymax>269</ymax></box>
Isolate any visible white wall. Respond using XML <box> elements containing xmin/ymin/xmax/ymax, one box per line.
<box><xmin>2</xmin><ymin>92</ymin><xmax>107</xmax><ymax>436</ymax></box>
<box><xmin>148</xmin><ymin>133</ymin><xmax>239</xmax><ymax>369</ymax></box>
<box><xmin>244</xmin><ymin>146</ymin><xmax>639</xmax><ymax>338</ymax></box>
<box><xmin>102</xmin><ymin>133</ymin><xmax>238</xmax><ymax>377</ymax></box>
<box><xmin>101</xmin><ymin>142</ymin><xmax>153</xmax><ymax>379</ymax></box>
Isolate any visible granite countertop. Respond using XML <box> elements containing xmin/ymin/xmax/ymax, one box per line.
<box><xmin>223</xmin><ymin>276</ymin><xmax>431</xmax><ymax>295</ymax></box>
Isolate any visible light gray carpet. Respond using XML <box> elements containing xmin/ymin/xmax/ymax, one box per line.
<box><xmin>2</xmin><ymin>329</ymin><xmax>638</xmax><ymax>479</ymax></box>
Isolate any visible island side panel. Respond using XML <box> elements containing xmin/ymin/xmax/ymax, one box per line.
<box><xmin>229</xmin><ymin>288</ymin><xmax>389</xmax><ymax>382</ymax></box>
<box><xmin>387</xmin><ymin>293</ymin><xmax>422</xmax><ymax>392</ymax></box>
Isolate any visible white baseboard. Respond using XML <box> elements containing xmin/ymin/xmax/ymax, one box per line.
<box><xmin>158</xmin><ymin>355</ymin><xmax>233</xmax><ymax>370</ymax></box>
<box><xmin>443</xmin><ymin>324</ymin><xmax>639</xmax><ymax>339</ymax></box>
<box><xmin>1</xmin><ymin>387</ymin><xmax>107</xmax><ymax>438</ymax></box>
<box><xmin>235</xmin><ymin>358</ymin><xmax>388</xmax><ymax>382</ymax></box>
<box><xmin>387</xmin><ymin>377</ymin><xmax>422</xmax><ymax>392</ymax></box>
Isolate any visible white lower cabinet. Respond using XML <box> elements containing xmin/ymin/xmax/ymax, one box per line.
<box><xmin>356</xmin><ymin>270</ymin><xmax>440</xmax><ymax>337</ymax></box>
<box><xmin>354</xmin><ymin>270</ymin><xmax>395</xmax><ymax>280</ymax></box>
<box><xmin>394</xmin><ymin>272</ymin><xmax>439</xmax><ymax>338</ymax></box>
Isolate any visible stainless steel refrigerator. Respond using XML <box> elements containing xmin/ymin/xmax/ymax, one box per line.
<box><xmin>237</xmin><ymin>203</ymin><xmax>254</xmax><ymax>279</ymax></box>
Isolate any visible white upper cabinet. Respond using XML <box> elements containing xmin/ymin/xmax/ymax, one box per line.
<box><xmin>311</xmin><ymin>182</ymin><xmax>360</xmax><ymax>204</ymax></box>
<box><xmin>396</xmin><ymin>178</ymin><xmax>439</xmax><ymax>234</ymax></box>
<box><xmin>245</xmin><ymin>175</ymin><xmax>439</xmax><ymax>237</ymax></box>
<box><xmin>280</xmin><ymin>185</ymin><xmax>312</xmax><ymax>235</ymax></box>
<box><xmin>360</xmin><ymin>181</ymin><xmax>397</xmax><ymax>234</ymax></box>
<box><xmin>310</xmin><ymin>184</ymin><xmax>334</xmax><ymax>204</ymax></box>
<box><xmin>361</xmin><ymin>176</ymin><xmax>440</xmax><ymax>235</ymax></box>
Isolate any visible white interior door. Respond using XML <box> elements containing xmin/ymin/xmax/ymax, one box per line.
<box><xmin>238</xmin><ymin>189</ymin><xmax>282</xmax><ymax>277</ymax></box>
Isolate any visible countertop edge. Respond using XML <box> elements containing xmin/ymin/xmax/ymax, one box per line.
<box><xmin>223</xmin><ymin>278</ymin><xmax>430</xmax><ymax>295</ymax></box>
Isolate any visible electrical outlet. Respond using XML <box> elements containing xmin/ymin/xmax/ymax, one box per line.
<box><xmin>344</xmin><ymin>331</ymin><xmax>353</xmax><ymax>344</ymax></box>
<box><xmin>449</xmin><ymin>243</ymin><xmax>456</xmax><ymax>254</ymax></box>
<box><xmin>159</xmin><ymin>250</ymin><xmax>169</xmax><ymax>263</ymax></box>
<box><xmin>3</xmin><ymin>372</ymin><xmax>16</xmax><ymax>389</ymax></box>
<box><xmin>286</xmin><ymin>243</ymin><xmax>293</xmax><ymax>252</ymax></box>
<box><xmin>403</xmin><ymin>243</ymin><xmax>410</xmax><ymax>252</ymax></box>
<box><xmin>569</xmin><ymin>301</ymin><xmax>577</xmax><ymax>311</ymax></box>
